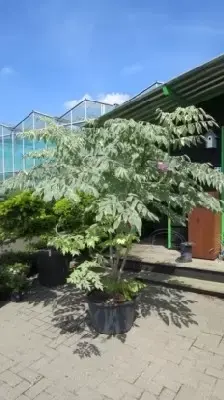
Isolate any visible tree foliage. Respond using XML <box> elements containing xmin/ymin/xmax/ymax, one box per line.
<box><xmin>2</xmin><ymin>107</ymin><xmax>224</xmax><ymax>298</ymax></box>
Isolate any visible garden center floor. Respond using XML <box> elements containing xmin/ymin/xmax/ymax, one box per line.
<box><xmin>1</xmin><ymin>284</ymin><xmax>224</xmax><ymax>400</ymax></box>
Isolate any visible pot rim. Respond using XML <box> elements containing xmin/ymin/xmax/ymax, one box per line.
<box><xmin>87</xmin><ymin>291</ymin><xmax>137</xmax><ymax>308</ymax></box>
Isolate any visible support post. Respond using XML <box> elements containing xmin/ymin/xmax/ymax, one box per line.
<box><xmin>221</xmin><ymin>127</ymin><xmax>224</xmax><ymax>242</ymax></box>
<box><xmin>168</xmin><ymin>217</ymin><xmax>172</xmax><ymax>249</ymax></box>
<box><xmin>167</xmin><ymin>144</ymin><xmax>172</xmax><ymax>249</ymax></box>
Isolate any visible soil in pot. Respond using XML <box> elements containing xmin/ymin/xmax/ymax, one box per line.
<box><xmin>87</xmin><ymin>290</ymin><xmax>137</xmax><ymax>335</ymax></box>
<box><xmin>37</xmin><ymin>249</ymin><xmax>70</xmax><ymax>287</ymax></box>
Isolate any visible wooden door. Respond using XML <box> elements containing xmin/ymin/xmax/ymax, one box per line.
<box><xmin>188</xmin><ymin>193</ymin><xmax>221</xmax><ymax>260</ymax></box>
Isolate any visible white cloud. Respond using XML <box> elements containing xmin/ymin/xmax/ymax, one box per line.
<box><xmin>64</xmin><ymin>93</ymin><xmax>92</xmax><ymax>109</ymax></box>
<box><xmin>98</xmin><ymin>93</ymin><xmax>131</xmax><ymax>105</ymax></box>
<box><xmin>64</xmin><ymin>92</ymin><xmax>130</xmax><ymax>109</ymax></box>
<box><xmin>121</xmin><ymin>63</ymin><xmax>143</xmax><ymax>76</ymax></box>
<box><xmin>0</xmin><ymin>66</ymin><xmax>15</xmax><ymax>76</ymax></box>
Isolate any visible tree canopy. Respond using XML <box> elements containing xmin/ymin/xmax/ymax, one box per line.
<box><xmin>3</xmin><ymin>106</ymin><xmax>224</xmax><ymax>236</ymax></box>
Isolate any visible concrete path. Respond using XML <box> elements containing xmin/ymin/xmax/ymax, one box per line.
<box><xmin>1</xmin><ymin>283</ymin><xmax>224</xmax><ymax>399</ymax></box>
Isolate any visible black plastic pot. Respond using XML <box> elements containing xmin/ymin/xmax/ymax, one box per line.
<box><xmin>87</xmin><ymin>292</ymin><xmax>137</xmax><ymax>334</ymax></box>
<box><xmin>179</xmin><ymin>242</ymin><xmax>192</xmax><ymax>263</ymax></box>
<box><xmin>36</xmin><ymin>249</ymin><xmax>70</xmax><ymax>287</ymax></box>
<box><xmin>11</xmin><ymin>291</ymin><xmax>24</xmax><ymax>302</ymax></box>
<box><xmin>0</xmin><ymin>288</ymin><xmax>11</xmax><ymax>302</ymax></box>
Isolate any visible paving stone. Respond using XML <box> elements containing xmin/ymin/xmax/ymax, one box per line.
<box><xmin>77</xmin><ymin>387</ymin><xmax>109</xmax><ymax>400</ymax></box>
<box><xmin>1</xmin><ymin>381</ymin><xmax>30</xmax><ymax>400</ymax></box>
<box><xmin>140</xmin><ymin>392</ymin><xmax>157</xmax><ymax>400</ymax></box>
<box><xmin>2</xmin><ymin>285</ymin><xmax>224</xmax><ymax>400</ymax></box>
<box><xmin>121</xmin><ymin>395</ymin><xmax>141</xmax><ymax>400</ymax></box>
<box><xmin>206</xmin><ymin>366</ymin><xmax>224</xmax><ymax>379</ymax></box>
<box><xmin>29</xmin><ymin>356</ymin><xmax>52</xmax><ymax>371</ymax></box>
<box><xmin>33</xmin><ymin>392</ymin><xmax>54</xmax><ymax>400</ymax></box>
<box><xmin>0</xmin><ymin>370</ymin><xmax>23</xmax><ymax>387</ymax></box>
<box><xmin>176</xmin><ymin>381</ymin><xmax>215</xmax><ymax>400</ymax></box>
<box><xmin>194</xmin><ymin>333</ymin><xmax>222</xmax><ymax>351</ymax></box>
<box><xmin>97</xmin><ymin>378</ymin><xmax>142</xmax><ymax>400</ymax></box>
<box><xmin>47</xmin><ymin>335</ymin><xmax>66</xmax><ymax>349</ymax></box>
<box><xmin>135</xmin><ymin>378</ymin><xmax>163</xmax><ymax>396</ymax></box>
<box><xmin>175</xmin><ymin>386</ymin><xmax>198</xmax><ymax>400</ymax></box>
<box><xmin>110</xmin><ymin>360</ymin><xmax>147</xmax><ymax>383</ymax></box>
<box><xmin>159</xmin><ymin>388</ymin><xmax>176</xmax><ymax>400</ymax></box>
<box><xmin>18</xmin><ymin>368</ymin><xmax>42</xmax><ymax>384</ymax></box>
<box><xmin>24</xmin><ymin>378</ymin><xmax>51</xmax><ymax>399</ymax></box>
<box><xmin>30</xmin><ymin>318</ymin><xmax>45</xmax><ymax>327</ymax></box>
<box><xmin>212</xmin><ymin>379</ymin><xmax>224</xmax><ymax>399</ymax></box>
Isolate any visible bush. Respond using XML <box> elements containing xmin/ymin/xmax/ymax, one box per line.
<box><xmin>53</xmin><ymin>192</ymin><xmax>96</xmax><ymax>233</ymax></box>
<box><xmin>0</xmin><ymin>262</ymin><xmax>29</xmax><ymax>295</ymax></box>
<box><xmin>0</xmin><ymin>191</ymin><xmax>56</xmax><ymax>241</ymax></box>
<box><xmin>0</xmin><ymin>251</ymin><xmax>33</xmax><ymax>266</ymax></box>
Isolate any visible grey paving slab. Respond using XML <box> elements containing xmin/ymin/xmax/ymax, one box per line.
<box><xmin>1</xmin><ymin>283</ymin><xmax>224</xmax><ymax>399</ymax></box>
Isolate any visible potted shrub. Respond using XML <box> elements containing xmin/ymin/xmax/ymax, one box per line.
<box><xmin>3</xmin><ymin>263</ymin><xmax>29</xmax><ymax>302</ymax></box>
<box><xmin>4</xmin><ymin>106</ymin><xmax>224</xmax><ymax>331</ymax></box>
<box><xmin>0</xmin><ymin>191</ymin><xmax>57</xmax><ymax>278</ymax></box>
<box><xmin>0</xmin><ymin>262</ymin><xmax>29</xmax><ymax>302</ymax></box>
<box><xmin>34</xmin><ymin>194</ymin><xmax>96</xmax><ymax>287</ymax></box>
<box><xmin>0</xmin><ymin>267</ymin><xmax>11</xmax><ymax>301</ymax></box>
<box><xmin>63</xmin><ymin>226</ymin><xmax>146</xmax><ymax>334</ymax></box>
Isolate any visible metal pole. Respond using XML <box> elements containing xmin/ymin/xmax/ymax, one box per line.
<box><xmin>167</xmin><ymin>146</ymin><xmax>172</xmax><ymax>249</ymax></box>
<box><xmin>168</xmin><ymin>218</ymin><xmax>172</xmax><ymax>249</ymax></box>
<box><xmin>12</xmin><ymin>130</ymin><xmax>15</xmax><ymax>176</ymax></box>
<box><xmin>22</xmin><ymin>122</ymin><xmax>25</xmax><ymax>171</ymax></box>
<box><xmin>84</xmin><ymin>100</ymin><xmax>87</xmax><ymax>121</ymax></box>
<box><xmin>45</xmin><ymin>121</ymin><xmax>47</xmax><ymax>149</ymax></box>
<box><xmin>1</xmin><ymin>126</ymin><xmax>5</xmax><ymax>181</ymax></box>
<box><xmin>32</xmin><ymin>112</ymin><xmax>36</xmax><ymax>167</ymax></box>
<box><xmin>221</xmin><ymin>127</ymin><xmax>224</xmax><ymax>242</ymax></box>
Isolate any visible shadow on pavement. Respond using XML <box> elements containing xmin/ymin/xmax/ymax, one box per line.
<box><xmin>25</xmin><ymin>279</ymin><xmax>198</xmax><ymax>359</ymax></box>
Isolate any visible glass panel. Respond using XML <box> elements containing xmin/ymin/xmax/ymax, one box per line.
<box><xmin>104</xmin><ymin>104</ymin><xmax>115</xmax><ymax>114</ymax></box>
<box><xmin>71</xmin><ymin>102</ymin><xmax>85</xmax><ymax>123</ymax></box>
<box><xmin>23</xmin><ymin>115</ymin><xmax>33</xmax><ymax>169</ymax></box>
<box><xmin>85</xmin><ymin>101</ymin><xmax>101</xmax><ymax>119</ymax></box>
<box><xmin>14</xmin><ymin>134</ymin><xmax>23</xmax><ymax>172</ymax></box>
<box><xmin>33</xmin><ymin>113</ymin><xmax>46</xmax><ymax>129</ymax></box>
<box><xmin>58</xmin><ymin>111</ymin><xmax>71</xmax><ymax>124</ymax></box>
<box><xmin>1</xmin><ymin>127</ymin><xmax>14</xmax><ymax>174</ymax></box>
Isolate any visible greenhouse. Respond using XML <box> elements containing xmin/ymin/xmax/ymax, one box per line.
<box><xmin>0</xmin><ymin>99</ymin><xmax>115</xmax><ymax>181</ymax></box>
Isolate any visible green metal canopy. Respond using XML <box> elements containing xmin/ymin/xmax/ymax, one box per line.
<box><xmin>99</xmin><ymin>54</ymin><xmax>224</xmax><ymax>123</ymax></box>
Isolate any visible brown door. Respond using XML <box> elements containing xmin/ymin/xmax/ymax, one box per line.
<box><xmin>188</xmin><ymin>200</ymin><xmax>221</xmax><ymax>260</ymax></box>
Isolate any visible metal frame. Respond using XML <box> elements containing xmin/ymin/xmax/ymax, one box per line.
<box><xmin>221</xmin><ymin>127</ymin><xmax>224</xmax><ymax>242</ymax></box>
<box><xmin>99</xmin><ymin>54</ymin><xmax>224</xmax><ymax>124</ymax></box>
<box><xmin>0</xmin><ymin>101</ymin><xmax>115</xmax><ymax>180</ymax></box>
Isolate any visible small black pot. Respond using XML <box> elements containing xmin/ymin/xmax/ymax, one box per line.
<box><xmin>11</xmin><ymin>291</ymin><xmax>24</xmax><ymax>302</ymax></box>
<box><xmin>37</xmin><ymin>249</ymin><xmax>70</xmax><ymax>287</ymax></box>
<box><xmin>0</xmin><ymin>289</ymin><xmax>11</xmax><ymax>302</ymax></box>
<box><xmin>87</xmin><ymin>292</ymin><xmax>136</xmax><ymax>334</ymax></box>
<box><xmin>179</xmin><ymin>242</ymin><xmax>192</xmax><ymax>263</ymax></box>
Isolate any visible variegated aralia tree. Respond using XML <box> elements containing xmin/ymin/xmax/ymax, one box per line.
<box><xmin>3</xmin><ymin>106</ymin><xmax>224</xmax><ymax>296</ymax></box>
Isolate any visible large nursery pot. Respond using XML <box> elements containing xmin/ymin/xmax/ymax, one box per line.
<box><xmin>87</xmin><ymin>290</ymin><xmax>137</xmax><ymax>334</ymax></box>
<box><xmin>36</xmin><ymin>248</ymin><xmax>70</xmax><ymax>287</ymax></box>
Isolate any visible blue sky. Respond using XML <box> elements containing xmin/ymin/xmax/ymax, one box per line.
<box><xmin>0</xmin><ymin>0</ymin><xmax>223</xmax><ymax>124</ymax></box>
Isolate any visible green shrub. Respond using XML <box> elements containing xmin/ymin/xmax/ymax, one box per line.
<box><xmin>53</xmin><ymin>192</ymin><xmax>96</xmax><ymax>233</ymax></box>
<box><xmin>0</xmin><ymin>191</ymin><xmax>56</xmax><ymax>241</ymax></box>
<box><xmin>0</xmin><ymin>251</ymin><xmax>33</xmax><ymax>266</ymax></box>
<box><xmin>0</xmin><ymin>262</ymin><xmax>29</xmax><ymax>293</ymax></box>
